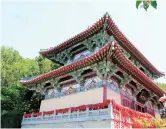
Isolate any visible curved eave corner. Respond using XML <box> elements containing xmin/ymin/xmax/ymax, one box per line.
<box><xmin>39</xmin><ymin>14</ymin><xmax>106</xmax><ymax>56</ymax></box>
<box><xmin>113</xmin><ymin>43</ymin><xmax>165</xmax><ymax>96</ymax></box>
<box><xmin>106</xmin><ymin>15</ymin><xmax>164</xmax><ymax>77</ymax></box>
<box><xmin>39</xmin><ymin>13</ymin><xmax>164</xmax><ymax>78</ymax></box>
<box><xmin>20</xmin><ymin>42</ymin><xmax>113</xmax><ymax>86</ymax></box>
<box><xmin>20</xmin><ymin>41</ymin><xmax>165</xmax><ymax>97</ymax></box>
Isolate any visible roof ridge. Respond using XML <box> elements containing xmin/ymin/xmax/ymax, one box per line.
<box><xmin>40</xmin><ymin>13</ymin><xmax>107</xmax><ymax>55</ymax></box>
<box><xmin>21</xmin><ymin>41</ymin><xmax>165</xmax><ymax>96</ymax></box>
<box><xmin>106</xmin><ymin>15</ymin><xmax>164</xmax><ymax>76</ymax></box>
<box><xmin>113</xmin><ymin>43</ymin><xmax>165</xmax><ymax>95</ymax></box>
<box><xmin>40</xmin><ymin>13</ymin><xmax>164</xmax><ymax>76</ymax></box>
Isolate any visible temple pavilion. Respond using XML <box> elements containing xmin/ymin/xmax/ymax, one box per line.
<box><xmin>20</xmin><ymin>13</ymin><xmax>165</xmax><ymax>128</ymax></box>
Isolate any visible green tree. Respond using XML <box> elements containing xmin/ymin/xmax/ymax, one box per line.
<box><xmin>136</xmin><ymin>0</ymin><xmax>157</xmax><ymax>11</ymax></box>
<box><xmin>1</xmin><ymin>46</ymin><xmax>59</xmax><ymax>128</ymax></box>
<box><xmin>157</xmin><ymin>83</ymin><xmax>166</xmax><ymax>92</ymax></box>
<box><xmin>35</xmin><ymin>55</ymin><xmax>53</xmax><ymax>74</ymax></box>
<box><xmin>35</xmin><ymin>55</ymin><xmax>61</xmax><ymax>74</ymax></box>
<box><xmin>1</xmin><ymin>84</ymin><xmax>43</xmax><ymax>128</ymax></box>
<box><xmin>1</xmin><ymin>46</ymin><xmax>23</xmax><ymax>87</ymax></box>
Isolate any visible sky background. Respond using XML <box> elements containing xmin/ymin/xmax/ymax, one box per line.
<box><xmin>1</xmin><ymin>0</ymin><xmax>166</xmax><ymax>83</ymax></box>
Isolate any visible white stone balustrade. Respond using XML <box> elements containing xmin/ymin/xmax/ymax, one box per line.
<box><xmin>21</xmin><ymin>102</ymin><xmax>133</xmax><ymax>128</ymax></box>
<box><xmin>22</xmin><ymin>107</ymin><xmax>110</xmax><ymax>125</ymax></box>
<box><xmin>22</xmin><ymin>101</ymin><xmax>113</xmax><ymax>125</ymax></box>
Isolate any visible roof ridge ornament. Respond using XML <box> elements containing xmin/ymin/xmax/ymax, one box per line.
<box><xmin>105</xmin><ymin>12</ymin><xmax>109</xmax><ymax>18</ymax></box>
<box><xmin>103</xmin><ymin>12</ymin><xmax>109</xmax><ymax>31</ymax></box>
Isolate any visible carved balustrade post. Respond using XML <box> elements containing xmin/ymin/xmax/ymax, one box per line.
<box><xmin>53</xmin><ymin>110</ymin><xmax>56</xmax><ymax>120</ymax></box>
<box><xmin>77</xmin><ymin>110</ymin><xmax>79</xmax><ymax>118</ymax></box>
<box><xmin>86</xmin><ymin>106</ymin><xmax>89</xmax><ymax>117</ymax></box>
<box><xmin>109</xmin><ymin>102</ymin><xmax>114</xmax><ymax>128</ymax></box>
<box><xmin>41</xmin><ymin>111</ymin><xmax>44</xmax><ymax>120</ymax></box>
<box><xmin>60</xmin><ymin>112</ymin><xmax>63</xmax><ymax>120</ymax></box>
<box><xmin>68</xmin><ymin>108</ymin><xmax>71</xmax><ymax>119</ymax></box>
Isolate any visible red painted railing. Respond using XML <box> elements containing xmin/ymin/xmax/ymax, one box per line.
<box><xmin>23</xmin><ymin>99</ymin><xmax>161</xmax><ymax>128</ymax></box>
<box><xmin>23</xmin><ymin>99</ymin><xmax>111</xmax><ymax>118</ymax></box>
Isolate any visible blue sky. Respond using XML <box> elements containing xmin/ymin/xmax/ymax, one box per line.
<box><xmin>1</xmin><ymin>0</ymin><xmax>166</xmax><ymax>83</ymax></box>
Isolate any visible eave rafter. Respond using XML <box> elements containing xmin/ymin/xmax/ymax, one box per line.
<box><xmin>21</xmin><ymin>43</ymin><xmax>112</xmax><ymax>85</ymax></box>
<box><xmin>112</xmin><ymin>42</ymin><xmax>165</xmax><ymax>96</ymax></box>
<box><xmin>21</xmin><ymin>41</ymin><xmax>165</xmax><ymax>97</ymax></box>
<box><xmin>106</xmin><ymin>15</ymin><xmax>164</xmax><ymax>77</ymax></box>
<box><xmin>40</xmin><ymin>13</ymin><xmax>163</xmax><ymax>77</ymax></box>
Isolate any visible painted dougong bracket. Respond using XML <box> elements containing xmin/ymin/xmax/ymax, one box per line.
<box><xmin>70</xmin><ymin>70</ymin><xmax>85</xmax><ymax>86</ymax></box>
<box><xmin>134</xmin><ymin>84</ymin><xmax>144</xmax><ymax>95</ymax></box>
<box><xmin>93</xmin><ymin>59</ymin><xmax>118</xmax><ymax>80</ymax></box>
<box><xmin>119</xmin><ymin>75</ymin><xmax>132</xmax><ymax>88</ymax></box>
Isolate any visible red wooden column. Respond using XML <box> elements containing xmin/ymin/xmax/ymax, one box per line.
<box><xmin>103</xmin><ymin>84</ymin><xmax>107</xmax><ymax>102</ymax></box>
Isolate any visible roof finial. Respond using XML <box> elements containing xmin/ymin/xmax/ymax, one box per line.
<box><xmin>103</xmin><ymin>12</ymin><xmax>109</xmax><ymax>31</ymax></box>
<box><xmin>105</xmin><ymin>12</ymin><xmax>109</xmax><ymax>18</ymax></box>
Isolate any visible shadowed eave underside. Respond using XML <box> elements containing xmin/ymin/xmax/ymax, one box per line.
<box><xmin>21</xmin><ymin>41</ymin><xmax>166</xmax><ymax>96</ymax></box>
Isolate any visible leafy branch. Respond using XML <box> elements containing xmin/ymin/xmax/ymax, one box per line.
<box><xmin>136</xmin><ymin>0</ymin><xmax>157</xmax><ymax>11</ymax></box>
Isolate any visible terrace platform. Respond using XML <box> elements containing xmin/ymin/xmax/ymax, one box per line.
<box><xmin>21</xmin><ymin>101</ymin><xmax>132</xmax><ymax>128</ymax></box>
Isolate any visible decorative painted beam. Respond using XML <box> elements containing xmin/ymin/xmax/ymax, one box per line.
<box><xmin>71</xmin><ymin>46</ymin><xmax>87</xmax><ymax>55</ymax></box>
<box><xmin>59</xmin><ymin>78</ymin><xmax>75</xmax><ymax>85</ymax></box>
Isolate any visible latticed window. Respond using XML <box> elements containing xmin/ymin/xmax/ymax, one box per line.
<box><xmin>121</xmin><ymin>96</ymin><xmax>133</xmax><ymax>109</ymax></box>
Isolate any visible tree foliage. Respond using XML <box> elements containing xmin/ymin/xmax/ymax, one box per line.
<box><xmin>157</xmin><ymin>83</ymin><xmax>166</xmax><ymax>92</ymax></box>
<box><xmin>136</xmin><ymin>0</ymin><xmax>157</xmax><ymax>11</ymax></box>
<box><xmin>35</xmin><ymin>55</ymin><xmax>60</xmax><ymax>74</ymax></box>
<box><xmin>1</xmin><ymin>46</ymin><xmax>59</xmax><ymax>128</ymax></box>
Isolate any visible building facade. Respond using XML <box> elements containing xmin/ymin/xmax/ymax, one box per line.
<box><xmin>20</xmin><ymin>13</ymin><xmax>165</xmax><ymax>128</ymax></box>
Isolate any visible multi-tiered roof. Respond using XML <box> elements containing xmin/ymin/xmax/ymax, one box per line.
<box><xmin>20</xmin><ymin>13</ymin><xmax>165</xmax><ymax>96</ymax></box>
